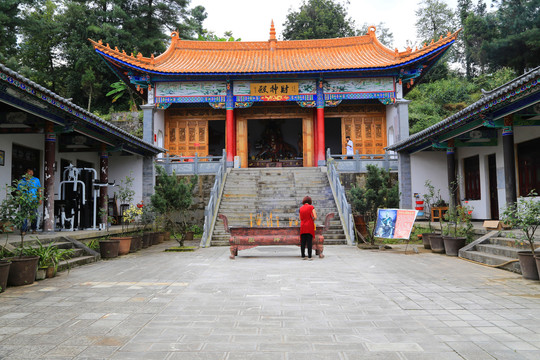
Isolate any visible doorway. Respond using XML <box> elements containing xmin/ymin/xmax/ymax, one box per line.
<box><xmin>11</xmin><ymin>144</ymin><xmax>40</xmax><ymax>184</ymax></box>
<box><xmin>517</xmin><ymin>137</ymin><xmax>540</xmax><ymax>196</ymax></box>
<box><xmin>247</xmin><ymin>118</ymin><xmax>303</xmax><ymax>167</ymax></box>
<box><xmin>324</xmin><ymin>117</ymin><xmax>342</xmax><ymax>156</ymax></box>
<box><xmin>488</xmin><ymin>154</ymin><xmax>499</xmax><ymax>219</ymax></box>
<box><xmin>208</xmin><ymin>120</ymin><xmax>225</xmax><ymax>156</ymax></box>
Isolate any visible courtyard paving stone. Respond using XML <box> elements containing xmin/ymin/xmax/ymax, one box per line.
<box><xmin>1</xmin><ymin>242</ymin><xmax>540</xmax><ymax>359</ymax></box>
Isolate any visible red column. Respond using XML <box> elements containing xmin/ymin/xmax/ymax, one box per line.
<box><xmin>43</xmin><ymin>121</ymin><xmax>55</xmax><ymax>232</ymax></box>
<box><xmin>312</xmin><ymin>109</ymin><xmax>318</xmax><ymax>167</ymax></box>
<box><xmin>99</xmin><ymin>144</ymin><xmax>109</xmax><ymax>226</ymax></box>
<box><xmin>316</xmin><ymin>107</ymin><xmax>325</xmax><ymax>165</ymax></box>
<box><xmin>226</xmin><ymin>108</ymin><xmax>234</xmax><ymax>162</ymax></box>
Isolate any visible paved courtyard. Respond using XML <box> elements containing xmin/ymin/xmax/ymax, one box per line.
<box><xmin>1</xmin><ymin>242</ymin><xmax>540</xmax><ymax>359</ymax></box>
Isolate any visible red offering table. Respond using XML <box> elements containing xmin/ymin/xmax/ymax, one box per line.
<box><xmin>219</xmin><ymin>213</ymin><xmax>334</xmax><ymax>259</ymax></box>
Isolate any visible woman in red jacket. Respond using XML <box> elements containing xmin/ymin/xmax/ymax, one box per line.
<box><xmin>299</xmin><ymin>196</ymin><xmax>317</xmax><ymax>260</ymax></box>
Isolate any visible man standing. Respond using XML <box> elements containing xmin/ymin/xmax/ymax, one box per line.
<box><xmin>345</xmin><ymin>136</ymin><xmax>354</xmax><ymax>159</ymax></box>
<box><xmin>17</xmin><ymin>168</ymin><xmax>42</xmax><ymax>234</ymax></box>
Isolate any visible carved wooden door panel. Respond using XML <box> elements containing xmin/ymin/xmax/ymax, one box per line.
<box><xmin>166</xmin><ymin>118</ymin><xmax>208</xmax><ymax>157</ymax></box>
<box><xmin>341</xmin><ymin>115</ymin><xmax>386</xmax><ymax>155</ymax></box>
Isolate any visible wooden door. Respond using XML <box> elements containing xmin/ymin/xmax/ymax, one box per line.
<box><xmin>341</xmin><ymin>115</ymin><xmax>386</xmax><ymax>155</ymax></box>
<box><xmin>302</xmin><ymin>115</ymin><xmax>314</xmax><ymax>167</ymax></box>
<box><xmin>236</xmin><ymin>118</ymin><xmax>248</xmax><ymax>168</ymax></box>
<box><xmin>166</xmin><ymin>118</ymin><xmax>208</xmax><ymax>157</ymax></box>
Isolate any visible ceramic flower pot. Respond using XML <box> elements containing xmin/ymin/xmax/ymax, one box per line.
<box><xmin>111</xmin><ymin>236</ymin><xmax>132</xmax><ymax>255</ymax></box>
<box><xmin>130</xmin><ymin>235</ymin><xmax>142</xmax><ymax>253</ymax></box>
<box><xmin>421</xmin><ymin>233</ymin><xmax>432</xmax><ymax>249</ymax></box>
<box><xmin>518</xmin><ymin>251</ymin><xmax>539</xmax><ymax>280</ymax></box>
<box><xmin>7</xmin><ymin>256</ymin><xmax>40</xmax><ymax>286</ymax></box>
<box><xmin>0</xmin><ymin>260</ymin><xmax>11</xmax><ymax>292</ymax></box>
<box><xmin>142</xmin><ymin>233</ymin><xmax>152</xmax><ymax>248</ymax></box>
<box><xmin>442</xmin><ymin>236</ymin><xmax>466</xmax><ymax>256</ymax></box>
<box><xmin>99</xmin><ymin>239</ymin><xmax>120</xmax><ymax>259</ymax></box>
<box><xmin>429</xmin><ymin>235</ymin><xmax>445</xmax><ymax>253</ymax></box>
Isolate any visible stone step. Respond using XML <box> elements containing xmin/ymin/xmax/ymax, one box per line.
<box><xmin>57</xmin><ymin>256</ymin><xmax>98</xmax><ymax>272</ymax></box>
<box><xmin>460</xmin><ymin>250</ymin><xmax>521</xmax><ymax>274</ymax></box>
<box><xmin>487</xmin><ymin>237</ymin><xmax>539</xmax><ymax>250</ymax></box>
<box><xmin>475</xmin><ymin>244</ymin><xmax>523</xmax><ymax>259</ymax></box>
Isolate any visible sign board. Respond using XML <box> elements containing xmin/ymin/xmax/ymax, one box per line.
<box><xmin>374</xmin><ymin>208</ymin><xmax>418</xmax><ymax>239</ymax></box>
<box><xmin>250</xmin><ymin>82</ymin><xmax>299</xmax><ymax>96</ymax></box>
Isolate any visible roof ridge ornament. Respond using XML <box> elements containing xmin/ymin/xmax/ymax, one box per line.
<box><xmin>269</xmin><ymin>20</ymin><xmax>277</xmax><ymax>41</ymax></box>
<box><xmin>269</xmin><ymin>20</ymin><xmax>277</xmax><ymax>50</ymax></box>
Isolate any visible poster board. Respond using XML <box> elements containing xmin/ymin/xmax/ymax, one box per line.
<box><xmin>374</xmin><ymin>209</ymin><xmax>418</xmax><ymax>239</ymax></box>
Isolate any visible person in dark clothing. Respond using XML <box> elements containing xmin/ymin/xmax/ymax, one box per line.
<box><xmin>299</xmin><ymin>196</ymin><xmax>317</xmax><ymax>260</ymax></box>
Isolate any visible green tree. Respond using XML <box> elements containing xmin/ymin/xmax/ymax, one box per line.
<box><xmin>282</xmin><ymin>0</ymin><xmax>357</xmax><ymax>40</ymax></box>
<box><xmin>189</xmin><ymin>5</ymin><xmax>207</xmax><ymax>38</ymax></box>
<box><xmin>0</xmin><ymin>0</ymin><xmax>35</xmax><ymax>65</ymax></box>
<box><xmin>461</xmin><ymin>1</ymin><xmax>498</xmax><ymax>76</ymax></box>
<box><xmin>483</xmin><ymin>0</ymin><xmax>540</xmax><ymax>74</ymax></box>
<box><xmin>151</xmin><ymin>166</ymin><xmax>197</xmax><ymax>247</ymax></box>
<box><xmin>415</xmin><ymin>0</ymin><xmax>456</xmax><ymax>43</ymax></box>
<box><xmin>348</xmin><ymin>165</ymin><xmax>398</xmax><ymax>244</ymax></box>
<box><xmin>18</xmin><ymin>0</ymin><xmax>63</xmax><ymax>92</ymax></box>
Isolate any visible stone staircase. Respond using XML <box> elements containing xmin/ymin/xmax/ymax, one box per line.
<box><xmin>459</xmin><ymin>231</ymin><xmax>540</xmax><ymax>274</ymax></box>
<box><xmin>210</xmin><ymin>167</ymin><xmax>348</xmax><ymax>246</ymax></box>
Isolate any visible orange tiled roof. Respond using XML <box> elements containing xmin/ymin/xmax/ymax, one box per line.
<box><xmin>90</xmin><ymin>25</ymin><xmax>459</xmax><ymax>75</ymax></box>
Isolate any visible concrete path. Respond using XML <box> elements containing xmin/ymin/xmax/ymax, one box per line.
<box><xmin>1</xmin><ymin>242</ymin><xmax>540</xmax><ymax>359</ymax></box>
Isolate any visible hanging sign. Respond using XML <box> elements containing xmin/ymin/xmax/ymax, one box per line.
<box><xmin>250</xmin><ymin>82</ymin><xmax>299</xmax><ymax>96</ymax></box>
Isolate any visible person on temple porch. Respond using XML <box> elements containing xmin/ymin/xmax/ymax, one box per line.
<box><xmin>345</xmin><ymin>136</ymin><xmax>354</xmax><ymax>159</ymax></box>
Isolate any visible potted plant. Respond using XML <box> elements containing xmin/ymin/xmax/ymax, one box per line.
<box><xmin>0</xmin><ymin>189</ymin><xmax>17</xmax><ymax>292</ymax></box>
<box><xmin>123</xmin><ymin>203</ymin><xmax>143</xmax><ymax>252</ymax></box>
<box><xmin>442</xmin><ymin>201</ymin><xmax>474</xmax><ymax>256</ymax></box>
<box><xmin>502</xmin><ymin>191</ymin><xmax>540</xmax><ymax>280</ymax></box>
<box><xmin>109</xmin><ymin>174</ymin><xmax>135</xmax><ymax>255</ymax></box>
<box><xmin>348</xmin><ymin>165</ymin><xmax>399</xmax><ymax>246</ymax></box>
<box><xmin>24</xmin><ymin>240</ymin><xmax>74</xmax><ymax>279</ymax></box>
<box><xmin>421</xmin><ymin>180</ymin><xmax>441</xmax><ymax>249</ymax></box>
<box><xmin>140</xmin><ymin>204</ymin><xmax>156</xmax><ymax>249</ymax></box>
<box><xmin>151</xmin><ymin>166</ymin><xmax>196</xmax><ymax>248</ymax></box>
<box><xmin>5</xmin><ymin>178</ymin><xmax>42</xmax><ymax>286</ymax></box>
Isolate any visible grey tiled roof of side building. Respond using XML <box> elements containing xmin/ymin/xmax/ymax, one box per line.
<box><xmin>0</xmin><ymin>62</ymin><xmax>165</xmax><ymax>154</ymax></box>
<box><xmin>387</xmin><ymin>66</ymin><xmax>540</xmax><ymax>152</ymax></box>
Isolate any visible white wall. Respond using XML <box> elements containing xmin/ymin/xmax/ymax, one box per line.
<box><xmin>410</xmin><ymin>151</ymin><xmax>449</xmax><ymax>209</ymax></box>
<box><xmin>154</xmin><ymin>109</ymin><xmax>165</xmax><ymax>150</ymax></box>
<box><xmin>108</xmin><ymin>153</ymin><xmax>144</xmax><ymax>205</ymax></box>
<box><xmin>456</xmin><ymin>143</ymin><xmax>500</xmax><ymax>219</ymax></box>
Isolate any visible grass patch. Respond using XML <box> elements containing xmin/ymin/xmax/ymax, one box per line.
<box><xmin>164</xmin><ymin>246</ymin><xmax>198</xmax><ymax>252</ymax></box>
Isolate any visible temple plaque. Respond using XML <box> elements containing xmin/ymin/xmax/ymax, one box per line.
<box><xmin>251</xmin><ymin>82</ymin><xmax>299</xmax><ymax>96</ymax></box>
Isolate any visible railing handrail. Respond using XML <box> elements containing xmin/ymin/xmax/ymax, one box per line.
<box><xmin>200</xmin><ymin>149</ymin><xmax>227</xmax><ymax>248</ymax></box>
<box><xmin>325</xmin><ymin>149</ymin><xmax>355</xmax><ymax>245</ymax></box>
<box><xmin>156</xmin><ymin>153</ymin><xmax>224</xmax><ymax>175</ymax></box>
<box><xmin>326</xmin><ymin>149</ymin><xmax>397</xmax><ymax>173</ymax></box>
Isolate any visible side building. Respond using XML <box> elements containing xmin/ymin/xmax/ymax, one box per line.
<box><xmin>0</xmin><ymin>63</ymin><xmax>162</xmax><ymax>233</ymax></box>
<box><xmin>388</xmin><ymin>67</ymin><xmax>540</xmax><ymax>219</ymax></box>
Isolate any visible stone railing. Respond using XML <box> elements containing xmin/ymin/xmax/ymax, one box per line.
<box><xmin>199</xmin><ymin>150</ymin><xmax>227</xmax><ymax>248</ymax></box>
<box><xmin>155</xmin><ymin>151</ymin><xmax>226</xmax><ymax>175</ymax></box>
<box><xmin>326</xmin><ymin>157</ymin><xmax>355</xmax><ymax>245</ymax></box>
<box><xmin>326</xmin><ymin>149</ymin><xmax>398</xmax><ymax>173</ymax></box>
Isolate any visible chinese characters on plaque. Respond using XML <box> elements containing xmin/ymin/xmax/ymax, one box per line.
<box><xmin>250</xmin><ymin>82</ymin><xmax>299</xmax><ymax>96</ymax></box>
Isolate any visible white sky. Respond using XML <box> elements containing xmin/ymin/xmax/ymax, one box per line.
<box><xmin>190</xmin><ymin>0</ymin><xmax>462</xmax><ymax>50</ymax></box>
